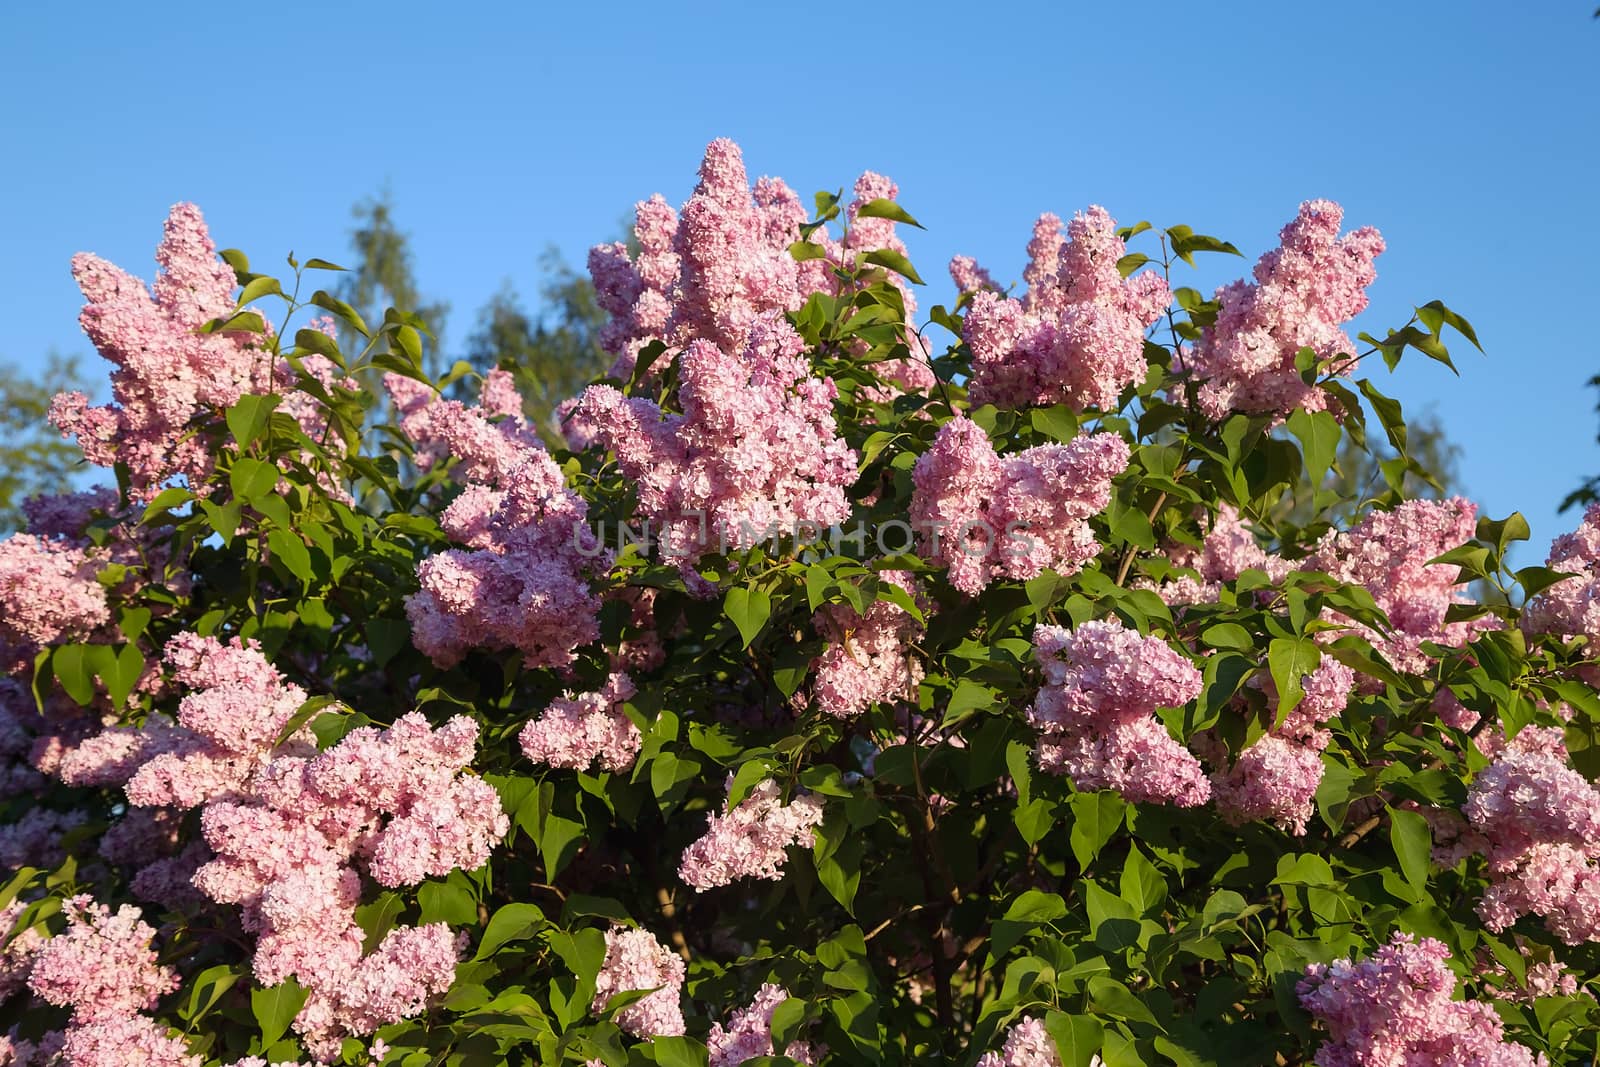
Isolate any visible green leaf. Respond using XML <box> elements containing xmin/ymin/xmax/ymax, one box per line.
<box><xmin>252</xmin><ymin>978</ymin><xmax>310</xmax><ymax>1049</ymax></box>
<box><xmin>294</xmin><ymin>327</ymin><xmax>343</xmax><ymax>366</ymax></box>
<box><xmin>724</xmin><ymin>586</ymin><xmax>771</xmax><ymax>648</ymax></box>
<box><xmin>418</xmin><ymin>878</ymin><xmax>479</xmax><ymax>926</ymax></box>
<box><xmin>475</xmin><ymin>903</ymin><xmax>547</xmax><ymax>959</ymax></box>
<box><xmin>1389</xmin><ymin>806</ymin><xmax>1433</xmax><ymax>892</ymax></box>
<box><xmin>1200</xmin><ymin>624</ymin><xmax>1254</xmax><ymax>652</ymax></box>
<box><xmin>539</xmin><ymin>814</ymin><xmax>585</xmax><ymax>877</ymax></box>
<box><xmin>1416</xmin><ymin>300</ymin><xmax>1483</xmax><ymax>352</ymax></box>
<box><xmin>198</xmin><ymin>498</ymin><xmax>242</xmax><ymax>543</ymax></box>
<box><xmin>1043</xmin><ymin>1011</ymin><xmax>1104</xmax><ymax>1067</ymax></box>
<box><xmin>227</xmin><ymin>394</ymin><xmax>280</xmax><ymax>448</ymax></box>
<box><xmin>266</xmin><ymin>529</ymin><xmax>314</xmax><ymax>585</ymax></box>
<box><xmin>853</xmin><ymin>198</ymin><xmax>923</xmax><ymax>229</ymax></box>
<box><xmin>991</xmin><ymin>889</ymin><xmax>1068</xmax><ymax>960</ymax></box>
<box><xmin>180</xmin><ymin>962</ymin><xmax>241</xmax><ymax>1028</ymax></box>
<box><xmin>651</xmin><ymin>1036</ymin><xmax>711</xmax><ymax>1067</ymax></box>
<box><xmin>310</xmin><ymin>290</ymin><xmax>369</xmax><ymax>337</ymax></box>
<box><xmin>354</xmin><ymin>891</ymin><xmax>404</xmax><ymax>952</ymax></box>
<box><xmin>1268</xmin><ymin>636</ymin><xmax>1321</xmax><ymax>725</ymax></box>
<box><xmin>1272</xmin><ymin>853</ymin><xmax>1336</xmax><ymax>887</ymax></box>
<box><xmin>1087</xmin><ymin>976</ymin><xmax>1159</xmax><ymax>1026</ymax></box>
<box><xmin>1030</xmin><ymin>405</ymin><xmax>1079</xmax><ymax>443</ymax></box>
<box><xmin>52</xmin><ymin>644</ymin><xmax>95</xmax><ymax>705</ymax></box>
<box><xmin>1119</xmin><ymin>846</ymin><xmax>1167</xmax><ymax>915</ymax></box>
<box><xmin>1068</xmin><ymin>791</ymin><xmax>1125</xmax><ymax>868</ymax></box>
<box><xmin>236</xmin><ymin>276</ymin><xmax>283</xmax><ymax>306</ymax></box>
<box><xmin>230</xmin><ymin>457</ymin><xmax>280</xmax><ymax>503</ymax></box>
<box><xmin>1082</xmin><ymin>882</ymin><xmax>1140</xmax><ymax>952</ymax></box>
<box><xmin>1517</xmin><ymin>566</ymin><xmax>1578</xmax><ymax>598</ymax></box>
<box><xmin>1477</xmin><ymin>512</ymin><xmax>1531</xmax><ymax>555</ymax></box>
<box><xmin>1286</xmin><ymin>408</ymin><xmax>1340</xmax><ymax>488</ymax></box>
<box><xmin>86</xmin><ymin>643</ymin><xmax>143</xmax><ymax>711</ymax></box>
<box><xmin>862</xmin><ymin>248</ymin><xmax>925</xmax><ymax>286</ymax></box>
<box><xmin>944</xmin><ymin>678</ymin><xmax>995</xmax><ymax>726</ymax></box>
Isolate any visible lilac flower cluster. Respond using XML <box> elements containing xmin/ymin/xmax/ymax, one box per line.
<box><xmin>50</xmin><ymin>633</ymin><xmax>505</xmax><ymax>1059</ymax></box>
<box><xmin>577</xmin><ymin>313</ymin><xmax>856</xmax><ymax>566</ymax></box>
<box><xmin>592</xmin><ymin>925</ymin><xmax>686</xmax><ymax>1039</ymax></box>
<box><xmin>678</xmin><ymin>777</ymin><xmax>825</xmax><ymax>891</ymax></box>
<box><xmin>707</xmin><ymin>984</ymin><xmax>818</xmax><ymax>1067</ymax></box>
<box><xmin>960</xmin><ymin>207</ymin><xmax>1170</xmax><ymax>412</ymax></box>
<box><xmin>811</xmin><ymin>571</ymin><xmax>928</xmax><ymax>718</ymax></box>
<box><xmin>19</xmin><ymin>895</ymin><xmax>196</xmax><ymax>1066</ymax></box>
<box><xmin>1183</xmin><ymin>199</ymin><xmax>1385</xmax><ymax>420</ymax></box>
<box><xmin>1298</xmin><ymin>932</ymin><xmax>1545</xmax><ymax>1066</ymax></box>
<box><xmin>588</xmin><ymin>139</ymin><xmax>929</xmax><ymax>394</ymax></box>
<box><xmin>1464</xmin><ymin>724</ymin><xmax>1600</xmax><ymax>945</ymax></box>
<box><xmin>1525</xmin><ymin>500</ymin><xmax>1600</xmax><ymax>651</ymax></box>
<box><xmin>49</xmin><ymin>205</ymin><xmax>354</xmax><ymax>502</ymax></box>
<box><xmin>389</xmin><ymin>374</ymin><xmax>608</xmax><ymax>669</ymax></box>
<box><xmin>974</xmin><ymin>1016</ymin><xmax>1069</xmax><ymax>1067</ymax></box>
<box><xmin>1211</xmin><ymin>658</ymin><xmax>1356</xmax><ymax>835</ymax></box>
<box><xmin>910</xmin><ymin>415</ymin><xmax>1129</xmax><ymax>596</ymax></box>
<box><xmin>519</xmin><ymin>671</ymin><xmax>641</xmax><ymax>771</ymax></box>
<box><xmin>1030</xmin><ymin>619</ymin><xmax>1208</xmax><ymax>806</ymax></box>
<box><xmin>1310</xmin><ymin>497</ymin><xmax>1491</xmax><ymax>675</ymax></box>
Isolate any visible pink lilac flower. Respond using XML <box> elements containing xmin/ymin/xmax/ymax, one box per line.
<box><xmin>679</xmin><ymin>777</ymin><xmax>825</xmax><ymax>890</ymax></box>
<box><xmin>86</xmin><ymin>636</ymin><xmax>506</xmax><ymax>1061</ymax></box>
<box><xmin>1212</xmin><ymin>658</ymin><xmax>1355</xmax><ymax>835</ymax></box>
<box><xmin>293</xmin><ymin>924</ymin><xmax>463</xmax><ymax>1060</ymax></box>
<box><xmin>1463</xmin><ymin>724</ymin><xmax>1600</xmax><ymax>944</ymax></box>
<box><xmin>28</xmin><ymin>896</ymin><xmax>179</xmax><ymax>1023</ymax></box>
<box><xmin>1298</xmin><ymin>932</ymin><xmax>1545</xmax><ymax>1066</ymax></box>
<box><xmin>584</xmin><ymin>139</ymin><xmax>931</xmax><ymax>400</ymax></box>
<box><xmin>1211</xmin><ymin>735</ymin><xmax>1326</xmax><ymax>836</ymax></box>
<box><xmin>519</xmin><ymin>672</ymin><xmax>641</xmax><ymax>771</ymax></box>
<box><xmin>1525</xmin><ymin>501</ymin><xmax>1600</xmax><ymax>650</ymax></box>
<box><xmin>0</xmin><ymin>533</ymin><xmax>109</xmax><ymax>670</ymax></box>
<box><xmin>51</xmin><ymin>203</ymin><xmax>277</xmax><ymax>499</ymax></box>
<box><xmin>974</xmin><ymin>1016</ymin><xmax>1072</xmax><ymax>1067</ymax></box>
<box><xmin>707</xmin><ymin>984</ymin><xmax>818</xmax><ymax>1067</ymax></box>
<box><xmin>56</xmin><ymin>1015</ymin><xmax>199</xmax><ymax>1067</ymax></box>
<box><xmin>1310</xmin><ymin>497</ymin><xmax>1493</xmax><ymax>676</ymax></box>
<box><xmin>812</xmin><ymin>571</ymin><xmax>928</xmax><ymax>718</ymax></box>
<box><xmin>1475</xmin><ymin>938</ymin><xmax>1582</xmax><ymax>1005</ymax></box>
<box><xmin>19</xmin><ymin>487</ymin><xmax>121</xmax><ymax>542</ymax></box>
<box><xmin>186</xmin><ymin>712</ymin><xmax>503</xmax><ymax>1058</ymax></box>
<box><xmin>1030</xmin><ymin>619</ymin><xmax>1208</xmax><ymax>806</ymax></box>
<box><xmin>1144</xmin><ymin>504</ymin><xmax>1291</xmax><ymax>608</ymax></box>
<box><xmin>948</xmin><ymin>255</ymin><xmax>999</xmax><ymax>297</ymax></box>
<box><xmin>123</xmin><ymin>634</ymin><xmax>310</xmax><ymax>811</ymax></box>
<box><xmin>1182</xmin><ymin>200</ymin><xmax>1383</xmax><ymax>420</ymax></box>
<box><xmin>578</xmin><ymin>312</ymin><xmax>857</xmax><ymax>566</ymax></box>
<box><xmin>910</xmin><ymin>415</ymin><xmax>1129</xmax><ymax>596</ymax></box>
<box><xmin>961</xmin><ymin>207</ymin><xmax>1170</xmax><ymax>413</ymax></box>
<box><xmin>592</xmin><ymin>925</ymin><xmax>686</xmax><ymax>1039</ymax></box>
<box><xmin>0</xmin><ymin>808</ymin><xmax>89</xmax><ymax>871</ymax></box>
<box><xmin>0</xmin><ymin>899</ymin><xmax>45</xmax><ymax>1004</ymax></box>
<box><xmin>668</xmin><ymin>139</ymin><xmax>804</xmax><ymax>354</ymax></box>
<box><xmin>395</xmin><ymin>384</ymin><xmax>606</xmax><ymax>669</ymax></box>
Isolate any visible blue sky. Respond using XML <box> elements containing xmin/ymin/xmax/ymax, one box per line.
<box><xmin>2</xmin><ymin>2</ymin><xmax>1596</xmax><ymax>558</ymax></box>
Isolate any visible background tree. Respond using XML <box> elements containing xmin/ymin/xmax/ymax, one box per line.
<box><xmin>336</xmin><ymin>190</ymin><xmax>451</xmax><ymax>376</ymax></box>
<box><xmin>464</xmin><ymin>249</ymin><xmax>610</xmax><ymax>441</ymax></box>
<box><xmin>0</xmin><ymin>354</ymin><xmax>90</xmax><ymax>530</ymax></box>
